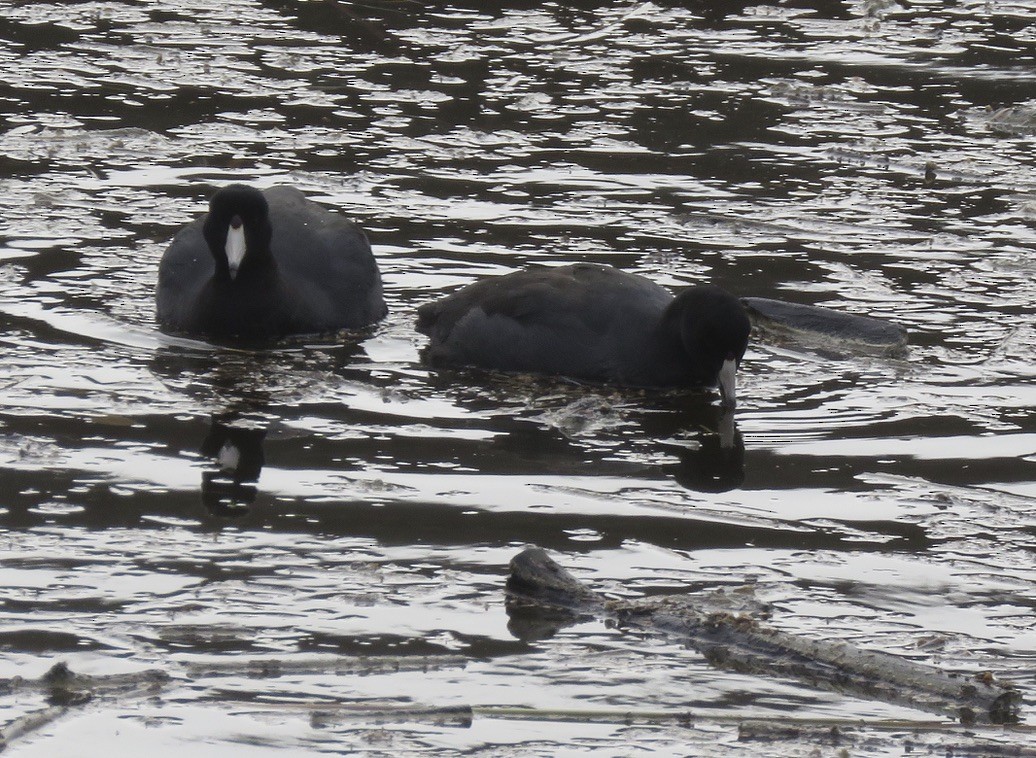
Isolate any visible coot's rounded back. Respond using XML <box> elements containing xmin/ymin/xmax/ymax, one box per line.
<box><xmin>416</xmin><ymin>263</ymin><xmax>750</xmax><ymax>406</ymax></box>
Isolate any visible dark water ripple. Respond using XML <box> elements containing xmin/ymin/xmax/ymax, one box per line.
<box><xmin>0</xmin><ymin>1</ymin><xmax>1034</xmax><ymax>754</ymax></box>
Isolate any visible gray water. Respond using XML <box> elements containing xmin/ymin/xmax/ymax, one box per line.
<box><xmin>0</xmin><ymin>1</ymin><xmax>1034</xmax><ymax>755</ymax></box>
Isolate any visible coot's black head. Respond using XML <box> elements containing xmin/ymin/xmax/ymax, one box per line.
<box><xmin>671</xmin><ymin>284</ymin><xmax>751</xmax><ymax>408</ymax></box>
<box><xmin>202</xmin><ymin>185</ymin><xmax>273</xmax><ymax>282</ymax></box>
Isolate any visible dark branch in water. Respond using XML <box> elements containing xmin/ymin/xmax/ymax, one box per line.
<box><xmin>506</xmin><ymin>547</ymin><xmax>1021</xmax><ymax>727</ymax></box>
<box><xmin>0</xmin><ymin>656</ymin><xmax>466</xmax><ymax>751</ymax></box>
<box><xmin>0</xmin><ymin>662</ymin><xmax>170</xmax><ymax>752</ymax></box>
<box><xmin>0</xmin><ymin>661</ymin><xmax>170</xmax><ymax>702</ymax></box>
<box><xmin>0</xmin><ymin>705</ymin><xmax>68</xmax><ymax>750</ymax></box>
<box><xmin>0</xmin><ymin>650</ymin><xmax>1029</xmax><ymax>753</ymax></box>
<box><xmin>183</xmin><ymin>653</ymin><xmax>467</xmax><ymax>679</ymax></box>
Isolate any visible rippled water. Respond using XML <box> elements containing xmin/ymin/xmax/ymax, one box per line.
<box><xmin>1</xmin><ymin>1</ymin><xmax>1034</xmax><ymax>755</ymax></box>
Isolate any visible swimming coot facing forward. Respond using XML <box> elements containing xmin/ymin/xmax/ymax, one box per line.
<box><xmin>416</xmin><ymin>263</ymin><xmax>751</xmax><ymax>407</ymax></box>
<box><xmin>156</xmin><ymin>184</ymin><xmax>386</xmax><ymax>340</ymax></box>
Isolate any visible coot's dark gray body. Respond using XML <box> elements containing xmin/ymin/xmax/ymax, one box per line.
<box><xmin>417</xmin><ymin>263</ymin><xmax>750</xmax><ymax>404</ymax></box>
<box><xmin>157</xmin><ymin>185</ymin><xmax>386</xmax><ymax>340</ymax></box>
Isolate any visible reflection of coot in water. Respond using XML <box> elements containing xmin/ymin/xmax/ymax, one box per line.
<box><xmin>200</xmin><ymin>415</ymin><xmax>267</xmax><ymax>516</ymax></box>
<box><xmin>157</xmin><ymin>184</ymin><xmax>386</xmax><ymax>340</ymax></box>
<box><xmin>417</xmin><ymin>263</ymin><xmax>751</xmax><ymax>408</ymax></box>
<box><xmin>667</xmin><ymin>413</ymin><xmax>745</xmax><ymax>494</ymax></box>
<box><xmin>149</xmin><ymin>338</ymin><xmax>370</xmax><ymax>412</ymax></box>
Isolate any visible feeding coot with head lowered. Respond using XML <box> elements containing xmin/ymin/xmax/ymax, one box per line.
<box><xmin>156</xmin><ymin>184</ymin><xmax>386</xmax><ymax>341</ymax></box>
<box><xmin>416</xmin><ymin>263</ymin><xmax>751</xmax><ymax>408</ymax></box>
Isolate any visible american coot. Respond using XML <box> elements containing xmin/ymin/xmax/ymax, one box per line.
<box><xmin>156</xmin><ymin>184</ymin><xmax>386</xmax><ymax>340</ymax></box>
<box><xmin>416</xmin><ymin>263</ymin><xmax>751</xmax><ymax>407</ymax></box>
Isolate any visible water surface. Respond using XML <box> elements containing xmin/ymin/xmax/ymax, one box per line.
<box><xmin>1</xmin><ymin>1</ymin><xmax>1034</xmax><ymax>755</ymax></box>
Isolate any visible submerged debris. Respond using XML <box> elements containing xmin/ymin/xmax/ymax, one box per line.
<box><xmin>0</xmin><ymin>656</ymin><xmax>469</xmax><ymax>751</ymax></box>
<box><xmin>506</xmin><ymin>547</ymin><xmax>1021</xmax><ymax>727</ymax></box>
<box><xmin>985</xmin><ymin>104</ymin><xmax>1036</xmax><ymax>136</ymax></box>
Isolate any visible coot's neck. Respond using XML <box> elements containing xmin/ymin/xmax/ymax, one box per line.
<box><xmin>215</xmin><ymin>246</ymin><xmax>277</xmax><ymax>285</ymax></box>
<box><xmin>659</xmin><ymin>285</ymin><xmax>751</xmax><ymax>386</ymax></box>
<box><xmin>653</xmin><ymin>299</ymin><xmax>704</xmax><ymax>383</ymax></box>
<box><xmin>200</xmin><ymin>260</ymin><xmax>290</xmax><ymax>341</ymax></box>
